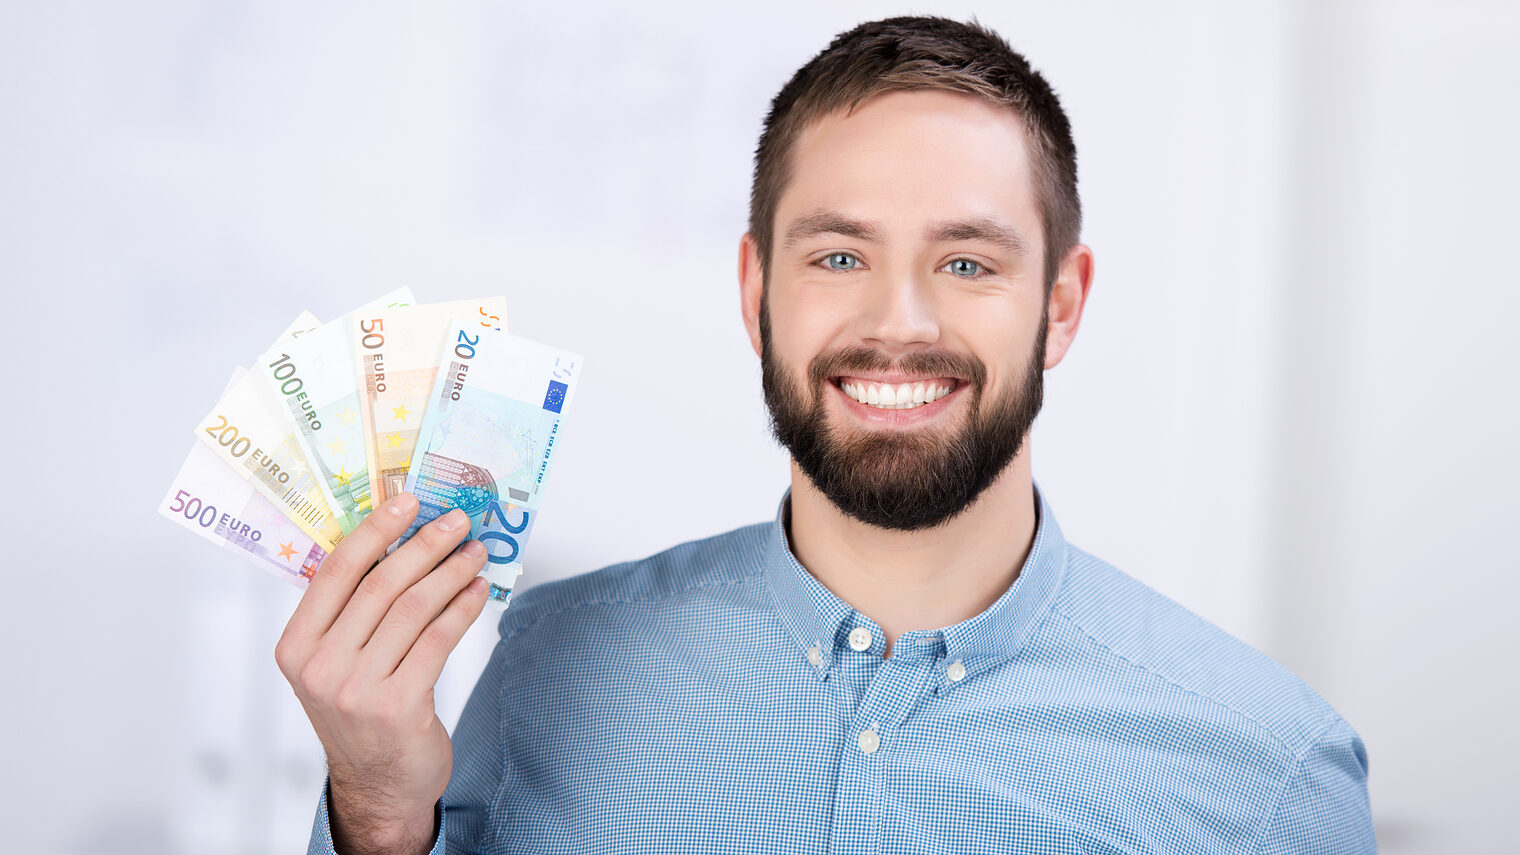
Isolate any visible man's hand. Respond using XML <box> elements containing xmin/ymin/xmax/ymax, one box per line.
<box><xmin>275</xmin><ymin>492</ymin><xmax>490</xmax><ymax>855</ymax></box>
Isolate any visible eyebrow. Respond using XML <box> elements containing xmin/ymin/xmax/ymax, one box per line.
<box><xmin>783</xmin><ymin>211</ymin><xmax>880</xmax><ymax>248</ymax></box>
<box><xmin>925</xmin><ymin>217</ymin><xmax>1029</xmax><ymax>257</ymax></box>
<box><xmin>781</xmin><ymin>210</ymin><xmax>1029</xmax><ymax>258</ymax></box>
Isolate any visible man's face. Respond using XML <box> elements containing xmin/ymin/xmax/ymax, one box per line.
<box><xmin>754</xmin><ymin>89</ymin><xmax>1052</xmax><ymax>531</ymax></box>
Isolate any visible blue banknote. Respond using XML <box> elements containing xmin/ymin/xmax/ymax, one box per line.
<box><xmin>399</xmin><ymin>321</ymin><xmax>582</xmax><ymax>606</ymax></box>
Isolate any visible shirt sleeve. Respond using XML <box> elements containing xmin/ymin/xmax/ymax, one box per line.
<box><xmin>437</xmin><ymin>621</ymin><xmax>517</xmax><ymax>851</ymax></box>
<box><xmin>1252</xmin><ymin>714</ymin><xmax>1376</xmax><ymax>854</ymax></box>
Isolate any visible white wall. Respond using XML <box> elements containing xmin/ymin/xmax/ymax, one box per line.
<box><xmin>0</xmin><ymin>1</ymin><xmax>1514</xmax><ymax>852</ymax></box>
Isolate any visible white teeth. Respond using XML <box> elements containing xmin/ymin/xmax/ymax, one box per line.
<box><xmin>842</xmin><ymin>379</ymin><xmax>955</xmax><ymax>409</ymax></box>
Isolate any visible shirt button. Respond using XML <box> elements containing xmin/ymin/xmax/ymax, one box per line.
<box><xmin>807</xmin><ymin>645</ymin><xmax>822</xmax><ymax>666</ymax></box>
<box><xmin>947</xmin><ymin>660</ymin><xmax>966</xmax><ymax>681</ymax></box>
<box><xmin>848</xmin><ymin>627</ymin><xmax>873</xmax><ymax>651</ymax></box>
<box><xmin>857</xmin><ymin>728</ymin><xmax>880</xmax><ymax>754</ymax></box>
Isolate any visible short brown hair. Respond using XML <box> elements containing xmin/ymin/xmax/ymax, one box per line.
<box><xmin>748</xmin><ymin>16</ymin><xmax>1081</xmax><ymax>295</ymax></box>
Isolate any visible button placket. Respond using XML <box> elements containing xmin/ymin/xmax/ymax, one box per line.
<box><xmin>826</xmin><ymin>655</ymin><xmax>932</xmax><ymax>855</ymax></box>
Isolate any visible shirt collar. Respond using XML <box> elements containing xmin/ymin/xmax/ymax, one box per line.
<box><xmin>762</xmin><ymin>480</ymin><xmax>1068</xmax><ymax>668</ymax></box>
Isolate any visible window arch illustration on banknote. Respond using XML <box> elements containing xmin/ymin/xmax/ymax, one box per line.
<box><xmin>413</xmin><ymin>453</ymin><xmax>497</xmax><ymax>521</ymax></box>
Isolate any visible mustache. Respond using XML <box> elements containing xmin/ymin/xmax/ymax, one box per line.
<box><xmin>806</xmin><ymin>346</ymin><xmax>987</xmax><ymax>390</ymax></box>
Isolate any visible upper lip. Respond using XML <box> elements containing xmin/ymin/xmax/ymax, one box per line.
<box><xmin>833</xmin><ymin>374</ymin><xmax>963</xmax><ymax>385</ymax></box>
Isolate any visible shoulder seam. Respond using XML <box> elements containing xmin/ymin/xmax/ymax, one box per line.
<box><xmin>498</xmin><ymin>568</ymin><xmax>764</xmax><ymax>646</ymax></box>
<box><xmin>1244</xmin><ymin>712</ymin><xmax>1347</xmax><ymax>854</ymax></box>
<box><xmin>1046</xmin><ymin>600</ymin><xmax>1313</xmax><ymax>758</ymax></box>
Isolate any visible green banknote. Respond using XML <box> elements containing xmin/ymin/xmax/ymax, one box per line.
<box><xmin>256</xmin><ymin>287</ymin><xmax>414</xmax><ymax>533</ymax></box>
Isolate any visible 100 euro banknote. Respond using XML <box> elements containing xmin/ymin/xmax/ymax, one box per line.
<box><xmin>256</xmin><ymin>287</ymin><xmax>414</xmax><ymax>533</ymax></box>
<box><xmin>354</xmin><ymin>298</ymin><xmax>509</xmax><ymax>508</ymax></box>
<box><xmin>399</xmin><ymin>320</ymin><xmax>581</xmax><ymax>606</ymax></box>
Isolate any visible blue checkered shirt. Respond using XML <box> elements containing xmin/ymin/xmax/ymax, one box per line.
<box><xmin>309</xmin><ymin>483</ymin><xmax>1375</xmax><ymax>853</ymax></box>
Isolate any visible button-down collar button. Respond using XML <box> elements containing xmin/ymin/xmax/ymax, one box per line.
<box><xmin>807</xmin><ymin>645</ymin><xmax>822</xmax><ymax>667</ymax></box>
<box><xmin>947</xmin><ymin>659</ymin><xmax>966</xmax><ymax>681</ymax></box>
<box><xmin>848</xmin><ymin>627</ymin><xmax>873</xmax><ymax>652</ymax></box>
<box><xmin>857</xmin><ymin>727</ymin><xmax>880</xmax><ymax>754</ymax></box>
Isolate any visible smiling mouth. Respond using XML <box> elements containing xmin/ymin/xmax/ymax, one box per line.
<box><xmin>835</xmin><ymin>377</ymin><xmax>960</xmax><ymax>410</ymax></box>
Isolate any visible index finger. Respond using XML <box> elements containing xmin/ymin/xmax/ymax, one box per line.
<box><xmin>281</xmin><ymin>492</ymin><xmax>420</xmax><ymax>648</ymax></box>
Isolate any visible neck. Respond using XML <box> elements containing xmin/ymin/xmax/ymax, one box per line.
<box><xmin>786</xmin><ymin>447</ymin><xmax>1038</xmax><ymax>658</ymax></box>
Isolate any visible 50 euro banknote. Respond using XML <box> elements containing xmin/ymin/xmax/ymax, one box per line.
<box><xmin>353</xmin><ymin>298</ymin><xmax>509</xmax><ymax>509</ymax></box>
<box><xmin>398</xmin><ymin>319</ymin><xmax>582</xmax><ymax>607</ymax></box>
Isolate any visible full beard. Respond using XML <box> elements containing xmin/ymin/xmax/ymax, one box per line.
<box><xmin>760</xmin><ymin>300</ymin><xmax>1048</xmax><ymax>532</ymax></box>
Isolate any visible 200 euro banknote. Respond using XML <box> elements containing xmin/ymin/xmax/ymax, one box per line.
<box><xmin>399</xmin><ymin>320</ymin><xmax>581</xmax><ymax>606</ymax></box>
<box><xmin>195</xmin><ymin>312</ymin><xmax>348</xmax><ymax>551</ymax></box>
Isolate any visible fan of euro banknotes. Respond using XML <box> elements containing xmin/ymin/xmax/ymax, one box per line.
<box><xmin>158</xmin><ymin>288</ymin><xmax>582</xmax><ymax>609</ymax></box>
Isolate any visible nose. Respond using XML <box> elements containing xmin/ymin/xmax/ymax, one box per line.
<box><xmin>856</xmin><ymin>268</ymin><xmax>940</xmax><ymax>351</ymax></box>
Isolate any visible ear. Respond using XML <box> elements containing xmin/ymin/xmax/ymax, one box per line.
<box><xmin>1042</xmin><ymin>243</ymin><xmax>1094</xmax><ymax>370</ymax></box>
<box><xmin>738</xmin><ymin>232</ymin><xmax>765</xmax><ymax>358</ymax></box>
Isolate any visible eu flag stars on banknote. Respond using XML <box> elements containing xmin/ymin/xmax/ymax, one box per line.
<box><xmin>159</xmin><ymin>291</ymin><xmax>580</xmax><ymax>614</ymax></box>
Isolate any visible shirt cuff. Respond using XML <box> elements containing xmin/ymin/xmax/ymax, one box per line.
<box><xmin>309</xmin><ymin>775</ymin><xmax>446</xmax><ymax>855</ymax></box>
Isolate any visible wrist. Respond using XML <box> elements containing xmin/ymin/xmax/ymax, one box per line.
<box><xmin>327</xmin><ymin>778</ymin><xmax>438</xmax><ymax>855</ymax></box>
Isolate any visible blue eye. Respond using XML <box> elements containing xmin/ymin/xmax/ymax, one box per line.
<box><xmin>947</xmin><ymin>258</ymin><xmax>985</xmax><ymax>277</ymax></box>
<box><xmin>823</xmin><ymin>253</ymin><xmax>859</xmax><ymax>271</ymax></box>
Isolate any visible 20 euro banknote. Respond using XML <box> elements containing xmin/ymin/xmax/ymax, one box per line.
<box><xmin>399</xmin><ymin>320</ymin><xmax>581</xmax><ymax>606</ymax></box>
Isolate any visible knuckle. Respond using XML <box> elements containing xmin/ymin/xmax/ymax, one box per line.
<box><xmin>355</xmin><ymin>565</ymin><xmax>400</xmax><ymax>603</ymax></box>
<box><xmin>297</xmin><ymin>658</ymin><xmax>336</xmax><ymax>699</ymax></box>
<box><xmin>333</xmin><ymin>680</ymin><xmax>367</xmax><ymax>717</ymax></box>
<box><xmin>418</xmin><ymin>622</ymin><xmax>454</xmax><ymax>653</ymax></box>
<box><xmin>315</xmin><ymin>551</ymin><xmax>356</xmax><ymax>585</ymax></box>
<box><xmin>390</xmin><ymin>589</ymin><xmax>434</xmax><ymax>625</ymax></box>
<box><xmin>273</xmin><ymin>637</ymin><xmax>303</xmax><ymax>677</ymax></box>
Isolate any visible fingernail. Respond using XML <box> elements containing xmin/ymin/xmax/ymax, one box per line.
<box><xmin>386</xmin><ymin>493</ymin><xmax>417</xmax><ymax>516</ymax></box>
<box><xmin>468</xmin><ymin>576</ymin><xmax>489</xmax><ymax>594</ymax></box>
<box><xmin>461</xmin><ymin>540</ymin><xmax>485</xmax><ymax>558</ymax></box>
<box><xmin>438</xmin><ymin>509</ymin><xmax>466</xmax><ymax>531</ymax></box>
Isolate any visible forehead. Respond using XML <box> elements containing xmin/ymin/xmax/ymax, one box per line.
<box><xmin>778</xmin><ymin>89</ymin><xmax>1043</xmax><ymax>248</ymax></box>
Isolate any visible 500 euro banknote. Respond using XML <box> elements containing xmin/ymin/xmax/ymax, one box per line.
<box><xmin>162</xmin><ymin>371</ymin><xmax>327</xmax><ymax>587</ymax></box>
<box><xmin>399</xmin><ymin>319</ymin><xmax>581</xmax><ymax>606</ymax></box>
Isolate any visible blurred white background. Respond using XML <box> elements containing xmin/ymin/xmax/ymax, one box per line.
<box><xmin>1</xmin><ymin>0</ymin><xmax>1516</xmax><ymax>852</ymax></box>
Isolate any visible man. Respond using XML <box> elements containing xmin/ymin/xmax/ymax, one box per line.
<box><xmin>280</xmin><ymin>16</ymin><xmax>1375</xmax><ymax>854</ymax></box>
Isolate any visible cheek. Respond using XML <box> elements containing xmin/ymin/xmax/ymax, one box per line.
<box><xmin>766</xmin><ymin>288</ymin><xmax>854</xmax><ymax>365</ymax></box>
<box><xmin>945</xmin><ymin>300</ymin><xmax>1040</xmax><ymax>383</ymax></box>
